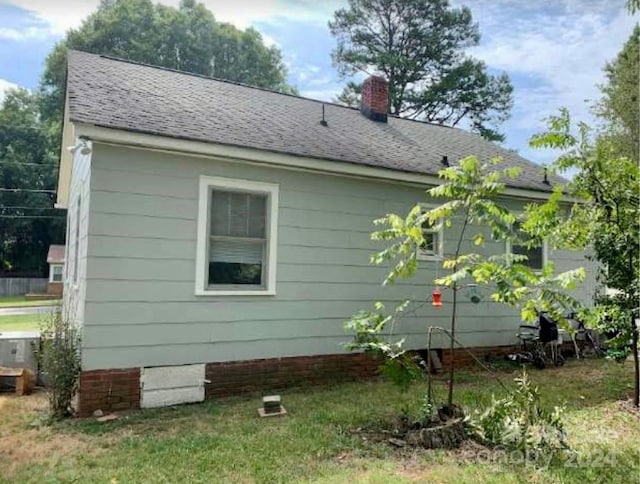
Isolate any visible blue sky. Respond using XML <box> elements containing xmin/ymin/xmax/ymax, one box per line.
<box><xmin>0</xmin><ymin>0</ymin><xmax>636</xmax><ymax>165</ymax></box>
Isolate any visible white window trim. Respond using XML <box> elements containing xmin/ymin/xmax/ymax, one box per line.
<box><xmin>195</xmin><ymin>175</ymin><xmax>279</xmax><ymax>296</ymax></box>
<box><xmin>49</xmin><ymin>264</ymin><xmax>64</xmax><ymax>283</ymax></box>
<box><xmin>505</xmin><ymin>216</ymin><xmax>549</xmax><ymax>271</ymax></box>
<box><xmin>417</xmin><ymin>203</ymin><xmax>444</xmax><ymax>261</ymax></box>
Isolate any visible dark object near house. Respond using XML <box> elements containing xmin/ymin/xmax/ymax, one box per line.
<box><xmin>513</xmin><ymin>312</ymin><xmax>565</xmax><ymax>369</ymax></box>
<box><xmin>538</xmin><ymin>312</ymin><xmax>559</xmax><ymax>344</ymax></box>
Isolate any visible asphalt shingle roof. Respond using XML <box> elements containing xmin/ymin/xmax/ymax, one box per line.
<box><xmin>47</xmin><ymin>245</ymin><xmax>65</xmax><ymax>263</ymax></box>
<box><xmin>66</xmin><ymin>50</ymin><xmax>561</xmax><ymax>192</ymax></box>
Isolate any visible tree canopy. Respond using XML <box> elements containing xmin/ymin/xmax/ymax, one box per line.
<box><xmin>597</xmin><ymin>26</ymin><xmax>639</xmax><ymax>162</ymax></box>
<box><xmin>1</xmin><ymin>0</ymin><xmax>295</xmax><ymax>275</ymax></box>
<box><xmin>40</xmin><ymin>0</ymin><xmax>294</xmax><ymax>124</ymax></box>
<box><xmin>0</xmin><ymin>89</ymin><xmax>64</xmax><ymax>274</ymax></box>
<box><xmin>529</xmin><ymin>19</ymin><xmax>640</xmax><ymax>406</ymax></box>
<box><xmin>329</xmin><ymin>0</ymin><xmax>513</xmax><ymax>141</ymax></box>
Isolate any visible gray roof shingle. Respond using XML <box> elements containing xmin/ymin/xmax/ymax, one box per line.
<box><xmin>66</xmin><ymin>50</ymin><xmax>561</xmax><ymax>192</ymax></box>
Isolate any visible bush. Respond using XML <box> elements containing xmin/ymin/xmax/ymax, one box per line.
<box><xmin>37</xmin><ymin>309</ymin><xmax>81</xmax><ymax>419</ymax></box>
<box><xmin>468</xmin><ymin>371</ymin><xmax>568</xmax><ymax>455</ymax></box>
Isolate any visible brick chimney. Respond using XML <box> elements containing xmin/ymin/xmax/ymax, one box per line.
<box><xmin>360</xmin><ymin>75</ymin><xmax>388</xmax><ymax>122</ymax></box>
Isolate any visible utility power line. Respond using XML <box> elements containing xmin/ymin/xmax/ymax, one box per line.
<box><xmin>0</xmin><ymin>188</ymin><xmax>56</xmax><ymax>193</ymax></box>
<box><xmin>1</xmin><ymin>206</ymin><xmax>59</xmax><ymax>210</ymax></box>
<box><xmin>0</xmin><ymin>215</ymin><xmax>65</xmax><ymax>219</ymax></box>
<box><xmin>0</xmin><ymin>161</ymin><xmax>59</xmax><ymax>167</ymax></box>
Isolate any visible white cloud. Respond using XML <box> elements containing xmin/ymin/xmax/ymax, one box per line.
<box><xmin>0</xmin><ymin>78</ymin><xmax>20</xmax><ymax>103</ymax></box>
<box><xmin>469</xmin><ymin>0</ymin><xmax>636</xmax><ymax>133</ymax></box>
<box><xmin>299</xmin><ymin>88</ymin><xmax>340</xmax><ymax>102</ymax></box>
<box><xmin>2</xmin><ymin>0</ymin><xmax>98</xmax><ymax>35</ymax></box>
<box><xmin>4</xmin><ymin>0</ymin><xmax>343</xmax><ymax>35</ymax></box>
<box><xmin>0</xmin><ymin>26</ymin><xmax>51</xmax><ymax>41</ymax></box>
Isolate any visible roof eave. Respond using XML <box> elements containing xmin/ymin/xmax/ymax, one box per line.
<box><xmin>74</xmin><ymin>122</ymin><xmax>562</xmax><ymax>202</ymax></box>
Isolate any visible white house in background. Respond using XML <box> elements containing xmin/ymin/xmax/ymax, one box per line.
<box><xmin>55</xmin><ymin>51</ymin><xmax>595</xmax><ymax>416</ymax></box>
<box><xmin>46</xmin><ymin>245</ymin><xmax>65</xmax><ymax>296</ymax></box>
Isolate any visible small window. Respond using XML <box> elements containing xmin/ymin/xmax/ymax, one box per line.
<box><xmin>418</xmin><ymin>209</ymin><xmax>443</xmax><ymax>260</ymax></box>
<box><xmin>50</xmin><ymin>264</ymin><xmax>63</xmax><ymax>283</ymax></box>
<box><xmin>195</xmin><ymin>176</ymin><xmax>278</xmax><ymax>296</ymax></box>
<box><xmin>509</xmin><ymin>221</ymin><xmax>546</xmax><ymax>271</ymax></box>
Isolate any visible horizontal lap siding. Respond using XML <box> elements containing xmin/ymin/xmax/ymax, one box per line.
<box><xmin>82</xmin><ymin>144</ymin><xmax>589</xmax><ymax>370</ymax></box>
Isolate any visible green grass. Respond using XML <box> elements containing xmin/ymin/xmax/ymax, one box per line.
<box><xmin>0</xmin><ymin>296</ymin><xmax>60</xmax><ymax>308</ymax></box>
<box><xmin>1</xmin><ymin>360</ymin><xmax>638</xmax><ymax>483</ymax></box>
<box><xmin>0</xmin><ymin>313</ymin><xmax>41</xmax><ymax>331</ymax></box>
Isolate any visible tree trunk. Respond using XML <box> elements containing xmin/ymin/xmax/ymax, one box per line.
<box><xmin>631</xmin><ymin>312</ymin><xmax>639</xmax><ymax>407</ymax></box>
<box><xmin>628</xmin><ymin>247</ymin><xmax>638</xmax><ymax>407</ymax></box>
<box><xmin>447</xmin><ymin>283</ymin><xmax>457</xmax><ymax>407</ymax></box>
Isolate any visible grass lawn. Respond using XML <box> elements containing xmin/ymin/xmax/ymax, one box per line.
<box><xmin>0</xmin><ymin>296</ymin><xmax>60</xmax><ymax>308</ymax></box>
<box><xmin>0</xmin><ymin>359</ymin><xmax>638</xmax><ymax>483</ymax></box>
<box><xmin>0</xmin><ymin>314</ymin><xmax>41</xmax><ymax>332</ymax></box>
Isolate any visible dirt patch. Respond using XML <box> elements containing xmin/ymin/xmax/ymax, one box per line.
<box><xmin>619</xmin><ymin>399</ymin><xmax>640</xmax><ymax>418</ymax></box>
<box><xmin>0</xmin><ymin>392</ymin><xmax>102</xmax><ymax>479</ymax></box>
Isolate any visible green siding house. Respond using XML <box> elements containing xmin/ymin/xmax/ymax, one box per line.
<box><xmin>56</xmin><ymin>51</ymin><xmax>594</xmax><ymax>416</ymax></box>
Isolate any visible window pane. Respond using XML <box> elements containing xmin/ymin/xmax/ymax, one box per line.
<box><xmin>420</xmin><ymin>214</ymin><xmax>438</xmax><ymax>255</ymax></box>
<box><xmin>513</xmin><ymin>244</ymin><xmax>543</xmax><ymax>269</ymax></box>
<box><xmin>207</xmin><ymin>187</ymin><xmax>269</xmax><ymax>287</ymax></box>
<box><xmin>248</xmin><ymin>194</ymin><xmax>266</xmax><ymax>237</ymax></box>
<box><xmin>210</xmin><ymin>238</ymin><xmax>264</xmax><ymax>264</ymax></box>
<box><xmin>512</xmin><ymin>221</ymin><xmax>543</xmax><ymax>269</ymax></box>
<box><xmin>421</xmin><ymin>232</ymin><xmax>436</xmax><ymax>253</ymax></box>
<box><xmin>210</xmin><ymin>191</ymin><xmax>230</xmax><ymax>236</ymax></box>
<box><xmin>52</xmin><ymin>265</ymin><xmax>63</xmax><ymax>282</ymax></box>
<box><xmin>210</xmin><ymin>190</ymin><xmax>267</xmax><ymax>238</ymax></box>
<box><xmin>209</xmin><ymin>262</ymin><xmax>262</xmax><ymax>285</ymax></box>
<box><xmin>229</xmin><ymin>192</ymin><xmax>249</xmax><ymax>237</ymax></box>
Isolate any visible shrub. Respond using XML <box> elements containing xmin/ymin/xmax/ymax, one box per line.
<box><xmin>37</xmin><ymin>309</ymin><xmax>81</xmax><ymax>419</ymax></box>
<box><xmin>468</xmin><ymin>371</ymin><xmax>568</xmax><ymax>455</ymax></box>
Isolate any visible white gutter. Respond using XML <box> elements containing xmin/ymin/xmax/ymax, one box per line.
<box><xmin>69</xmin><ymin>122</ymin><xmax>560</xmax><ymax>204</ymax></box>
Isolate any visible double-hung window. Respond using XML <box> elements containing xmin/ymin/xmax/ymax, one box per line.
<box><xmin>417</xmin><ymin>206</ymin><xmax>443</xmax><ymax>260</ymax></box>
<box><xmin>508</xmin><ymin>221</ymin><xmax>547</xmax><ymax>271</ymax></box>
<box><xmin>195</xmin><ymin>176</ymin><xmax>279</xmax><ymax>295</ymax></box>
<box><xmin>50</xmin><ymin>264</ymin><xmax>63</xmax><ymax>283</ymax></box>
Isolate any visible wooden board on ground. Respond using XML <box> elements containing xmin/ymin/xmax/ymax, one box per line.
<box><xmin>0</xmin><ymin>366</ymin><xmax>35</xmax><ymax>396</ymax></box>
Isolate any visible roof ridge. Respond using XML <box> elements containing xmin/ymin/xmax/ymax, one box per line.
<box><xmin>70</xmin><ymin>50</ymin><xmax>459</xmax><ymax>131</ymax></box>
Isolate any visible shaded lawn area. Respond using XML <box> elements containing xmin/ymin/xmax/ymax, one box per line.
<box><xmin>1</xmin><ymin>359</ymin><xmax>638</xmax><ymax>483</ymax></box>
<box><xmin>0</xmin><ymin>314</ymin><xmax>41</xmax><ymax>332</ymax></box>
<box><xmin>0</xmin><ymin>296</ymin><xmax>60</xmax><ymax>308</ymax></box>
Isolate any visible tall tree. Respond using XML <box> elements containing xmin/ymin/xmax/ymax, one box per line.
<box><xmin>530</xmin><ymin>7</ymin><xmax>639</xmax><ymax>406</ymax></box>
<box><xmin>40</xmin><ymin>0</ymin><xmax>294</xmax><ymax>124</ymax></box>
<box><xmin>0</xmin><ymin>89</ymin><xmax>65</xmax><ymax>275</ymax></box>
<box><xmin>1</xmin><ymin>0</ymin><xmax>295</xmax><ymax>275</ymax></box>
<box><xmin>329</xmin><ymin>0</ymin><xmax>513</xmax><ymax>141</ymax></box>
<box><xmin>531</xmin><ymin>111</ymin><xmax>639</xmax><ymax>407</ymax></box>
<box><xmin>597</xmin><ymin>26</ymin><xmax>639</xmax><ymax>162</ymax></box>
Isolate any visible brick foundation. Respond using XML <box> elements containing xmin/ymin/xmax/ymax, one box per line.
<box><xmin>77</xmin><ymin>368</ymin><xmax>141</xmax><ymax>417</ymax></box>
<box><xmin>47</xmin><ymin>281</ymin><xmax>63</xmax><ymax>296</ymax></box>
<box><xmin>205</xmin><ymin>353</ymin><xmax>380</xmax><ymax>399</ymax></box>
<box><xmin>77</xmin><ymin>344</ymin><xmax>573</xmax><ymax>417</ymax></box>
<box><xmin>440</xmin><ymin>345</ymin><xmax>521</xmax><ymax>367</ymax></box>
<box><xmin>440</xmin><ymin>342</ymin><xmax>578</xmax><ymax>367</ymax></box>
<box><xmin>76</xmin><ymin>354</ymin><xmax>379</xmax><ymax>417</ymax></box>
